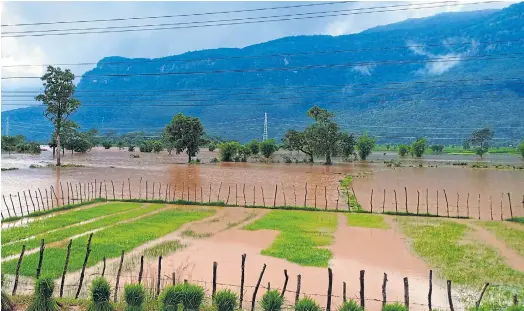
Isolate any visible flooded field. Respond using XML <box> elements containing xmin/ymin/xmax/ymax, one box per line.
<box><xmin>2</xmin><ymin>148</ymin><xmax>523</xmax><ymax>219</ymax></box>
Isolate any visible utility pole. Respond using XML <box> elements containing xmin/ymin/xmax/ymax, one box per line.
<box><xmin>263</xmin><ymin>112</ymin><xmax>268</xmax><ymax>141</ymax></box>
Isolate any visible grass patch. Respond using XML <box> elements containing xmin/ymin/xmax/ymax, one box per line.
<box><xmin>181</xmin><ymin>230</ymin><xmax>212</xmax><ymax>238</ymax></box>
<box><xmin>339</xmin><ymin>176</ymin><xmax>362</xmax><ymax>211</ymax></box>
<box><xmin>2</xmin><ymin>208</ymin><xmax>215</xmax><ymax>277</ymax></box>
<box><xmin>243</xmin><ymin>210</ymin><xmax>337</xmax><ymax>267</ymax></box>
<box><xmin>142</xmin><ymin>240</ymin><xmax>185</xmax><ymax>258</ymax></box>
<box><xmin>1</xmin><ymin>202</ymin><xmax>141</xmax><ymax>244</ymax></box>
<box><xmin>478</xmin><ymin>221</ymin><xmax>524</xmax><ymax>257</ymax></box>
<box><xmin>347</xmin><ymin>213</ymin><xmax>389</xmax><ymax>229</ymax></box>
<box><xmin>2</xmin><ymin>203</ymin><xmax>167</xmax><ymax>257</ymax></box>
<box><xmin>396</xmin><ymin>217</ymin><xmax>524</xmax><ymax>287</ymax></box>
<box><xmin>508</xmin><ymin>217</ymin><xmax>524</xmax><ymax>224</ymax></box>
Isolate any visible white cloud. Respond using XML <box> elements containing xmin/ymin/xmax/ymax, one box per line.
<box><xmin>352</xmin><ymin>65</ymin><xmax>374</xmax><ymax>75</ymax></box>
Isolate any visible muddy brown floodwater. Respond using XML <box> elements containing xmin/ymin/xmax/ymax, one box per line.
<box><xmin>1</xmin><ymin>148</ymin><xmax>523</xmax><ymax>219</ymax></box>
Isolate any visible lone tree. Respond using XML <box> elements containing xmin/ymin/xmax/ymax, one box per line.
<box><xmin>36</xmin><ymin>66</ymin><xmax>81</xmax><ymax>166</ymax></box>
<box><xmin>471</xmin><ymin>128</ymin><xmax>494</xmax><ymax>159</ymax></box>
<box><xmin>356</xmin><ymin>132</ymin><xmax>376</xmax><ymax>160</ymax></box>
<box><xmin>282</xmin><ymin>129</ymin><xmax>315</xmax><ymax>163</ymax></box>
<box><xmin>164</xmin><ymin>113</ymin><xmax>204</xmax><ymax>163</ymax></box>
<box><xmin>411</xmin><ymin>137</ymin><xmax>427</xmax><ymax>158</ymax></box>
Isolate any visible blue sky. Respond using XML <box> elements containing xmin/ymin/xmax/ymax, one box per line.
<box><xmin>1</xmin><ymin>0</ymin><xmax>515</xmax><ymax>109</ymax></box>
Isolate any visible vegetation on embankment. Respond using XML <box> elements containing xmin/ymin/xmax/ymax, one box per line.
<box><xmin>347</xmin><ymin>213</ymin><xmax>389</xmax><ymax>229</ymax></box>
<box><xmin>244</xmin><ymin>210</ymin><xmax>338</xmax><ymax>267</ymax></box>
<box><xmin>2</xmin><ymin>208</ymin><xmax>215</xmax><ymax>277</ymax></box>
<box><xmin>479</xmin><ymin>221</ymin><xmax>524</xmax><ymax>257</ymax></box>
<box><xmin>339</xmin><ymin>176</ymin><xmax>362</xmax><ymax>211</ymax></box>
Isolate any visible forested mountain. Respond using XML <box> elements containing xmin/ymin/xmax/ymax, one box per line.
<box><xmin>3</xmin><ymin>2</ymin><xmax>524</xmax><ymax>144</ymax></box>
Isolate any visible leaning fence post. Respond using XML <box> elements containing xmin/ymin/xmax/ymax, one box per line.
<box><xmin>394</xmin><ymin>190</ymin><xmax>398</xmax><ymax>212</ymax></box>
<box><xmin>12</xmin><ymin>245</ymin><xmax>25</xmax><ymax>296</ymax></box>
<box><xmin>157</xmin><ymin>256</ymin><xmax>162</xmax><ymax>296</ymax></box>
<box><xmin>447</xmin><ymin>280</ymin><xmax>454</xmax><ymax>311</ymax></box>
<box><xmin>261</xmin><ymin>186</ymin><xmax>266</xmax><ymax>207</ymax></box>
<box><xmin>478</xmin><ymin>194</ymin><xmax>481</xmax><ymax>220</ymax></box>
<box><xmin>111</xmin><ymin>180</ymin><xmax>115</xmax><ymax>200</ymax></box>
<box><xmin>251</xmin><ymin>264</ymin><xmax>267</xmax><ymax>311</ymax></box>
<box><xmin>102</xmin><ymin>257</ymin><xmax>106</xmax><ymax>277</ymax></box>
<box><xmin>467</xmin><ymin>193</ymin><xmax>470</xmax><ymax>218</ymax></box>
<box><xmin>281</xmin><ymin>269</ymin><xmax>289</xmax><ymax>298</ymax></box>
<box><xmin>23</xmin><ymin>191</ymin><xmax>29</xmax><ymax>215</ymax></box>
<box><xmin>359</xmin><ymin>270</ymin><xmax>365</xmax><ymax>309</ymax></box>
<box><xmin>500</xmin><ymin>193</ymin><xmax>504</xmax><ymax>221</ymax></box>
<box><xmin>507</xmin><ymin>192</ymin><xmax>513</xmax><ymax>219</ymax></box>
<box><xmin>327</xmin><ymin>268</ymin><xmax>333</xmax><ymax>311</ymax></box>
<box><xmin>44</xmin><ymin>188</ymin><xmax>49</xmax><ymax>209</ymax></box>
<box><xmin>114</xmin><ymin>250</ymin><xmax>125</xmax><ymax>302</ymax></box>
<box><xmin>314</xmin><ymin>185</ymin><xmax>317</xmax><ymax>208</ymax></box>
<box><xmin>226</xmin><ymin>186</ymin><xmax>231</xmax><ymax>204</ymax></box>
<box><xmin>490</xmin><ymin>196</ymin><xmax>493</xmax><ymax>220</ymax></box>
<box><xmin>217</xmin><ymin>182</ymin><xmax>222</xmax><ymax>201</ymax></box>
<box><xmin>343</xmin><ymin>282</ymin><xmax>347</xmax><ymax>303</ymax></box>
<box><xmin>273</xmin><ymin>184</ymin><xmax>278</xmax><ymax>207</ymax></box>
<box><xmin>426</xmin><ymin>188</ymin><xmax>429</xmax><ymax>214</ymax></box>
<box><xmin>475</xmin><ymin>283</ymin><xmax>489</xmax><ymax>311</ymax></box>
<box><xmin>240</xmin><ymin>254</ymin><xmax>246</xmax><ymax>308</ymax></box>
<box><xmin>212</xmin><ymin>261</ymin><xmax>218</xmax><ymax>298</ymax></box>
<box><xmin>404</xmin><ymin>277</ymin><xmax>409</xmax><ymax>308</ymax></box>
<box><xmin>60</xmin><ymin>239</ymin><xmax>72</xmax><ymax>298</ymax></box>
<box><xmin>382</xmin><ymin>273</ymin><xmax>387</xmax><ymax>307</ymax></box>
<box><xmin>404</xmin><ymin>187</ymin><xmax>408</xmax><ymax>213</ymax></box>
<box><xmin>17</xmin><ymin>192</ymin><xmax>24</xmax><ymax>215</ymax></box>
<box><xmin>428</xmin><ymin>270</ymin><xmax>433</xmax><ymax>311</ymax></box>
<box><xmin>243</xmin><ymin>184</ymin><xmax>247</xmax><ymax>206</ymax></box>
<box><xmin>370</xmin><ymin>189</ymin><xmax>374</xmax><ymax>213</ymax></box>
<box><xmin>293</xmin><ymin>185</ymin><xmax>297</xmax><ymax>206</ymax></box>
<box><xmin>28</xmin><ymin>190</ymin><xmax>35</xmax><ymax>212</ymax></box>
<box><xmin>443</xmin><ymin>189</ymin><xmax>450</xmax><ymax>217</ymax></box>
<box><xmin>304</xmin><ymin>183</ymin><xmax>308</xmax><ymax>207</ymax></box>
<box><xmin>3</xmin><ymin>195</ymin><xmax>12</xmax><ymax>217</ymax></box>
<box><xmin>36</xmin><ymin>239</ymin><xmax>45</xmax><ymax>279</ymax></box>
<box><xmin>295</xmin><ymin>274</ymin><xmax>301</xmax><ymax>305</ymax></box>
<box><xmin>76</xmin><ymin>233</ymin><xmax>93</xmax><ymax>299</ymax></box>
<box><xmin>138</xmin><ymin>255</ymin><xmax>144</xmax><ymax>284</ymax></box>
<box><xmin>10</xmin><ymin>194</ymin><xmax>18</xmax><ymax>215</ymax></box>
<box><xmin>417</xmin><ymin>190</ymin><xmax>420</xmax><ymax>215</ymax></box>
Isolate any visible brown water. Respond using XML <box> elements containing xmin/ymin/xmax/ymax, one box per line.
<box><xmin>2</xmin><ymin>148</ymin><xmax>523</xmax><ymax>220</ymax></box>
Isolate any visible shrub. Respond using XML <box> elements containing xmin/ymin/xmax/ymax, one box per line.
<box><xmin>410</xmin><ymin>138</ymin><xmax>426</xmax><ymax>157</ymax></box>
<box><xmin>260</xmin><ymin>139</ymin><xmax>278</xmax><ymax>158</ymax></box>
<box><xmin>124</xmin><ymin>284</ymin><xmax>145</xmax><ymax>311</ymax></box>
<box><xmin>117</xmin><ymin>141</ymin><xmax>125</xmax><ymax>150</ymax></box>
<box><xmin>27</xmin><ymin>277</ymin><xmax>59</xmax><ymax>311</ymax></box>
<box><xmin>159</xmin><ymin>283</ymin><xmax>204</xmax><ymax>311</ymax></box>
<box><xmin>338</xmin><ymin>300</ymin><xmax>363</xmax><ymax>311</ymax></box>
<box><xmin>87</xmin><ymin>278</ymin><xmax>114</xmax><ymax>311</ymax></box>
<box><xmin>398</xmin><ymin>144</ymin><xmax>409</xmax><ymax>156</ymax></box>
<box><xmin>382</xmin><ymin>303</ymin><xmax>407</xmax><ymax>311</ymax></box>
<box><xmin>208</xmin><ymin>143</ymin><xmax>216</xmax><ymax>152</ymax></box>
<box><xmin>102</xmin><ymin>141</ymin><xmax>112</xmax><ymax>149</ymax></box>
<box><xmin>260</xmin><ymin>290</ymin><xmax>284</xmax><ymax>311</ymax></box>
<box><xmin>218</xmin><ymin>142</ymin><xmax>241</xmax><ymax>162</ymax></box>
<box><xmin>356</xmin><ymin>133</ymin><xmax>376</xmax><ymax>160</ymax></box>
<box><xmin>247</xmin><ymin>139</ymin><xmax>260</xmax><ymax>155</ymax></box>
<box><xmin>295</xmin><ymin>297</ymin><xmax>320</xmax><ymax>311</ymax></box>
<box><xmin>152</xmin><ymin>140</ymin><xmax>163</xmax><ymax>153</ymax></box>
<box><xmin>128</xmin><ymin>146</ymin><xmax>135</xmax><ymax>152</ymax></box>
<box><xmin>212</xmin><ymin>289</ymin><xmax>237</xmax><ymax>311</ymax></box>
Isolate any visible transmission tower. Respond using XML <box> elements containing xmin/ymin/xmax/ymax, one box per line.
<box><xmin>263</xmin><ymin>112</ymin><xmax>268</xmax><ymax>141</ymax></box>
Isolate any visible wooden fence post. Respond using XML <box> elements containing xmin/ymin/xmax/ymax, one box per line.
<box><xmin>507</xmin><ymin>193</ymin><xmax>513</xmax><ymax>219</ymax></box>
<box><xmin>437</xmin><ymin>190</ymin><xmax>439</xmax><ymax>216</ymax></box>
<box><xmin>36</xmin><ymin>239</ymin><xmax>45</xmax><ymax>279</ymax></box>
<box><xmin>336</xmin><ymin>186</ymin><xmax>340</xmax><ymax>211</ymax></box>
<box><xmin>128</xmin><ymin>178</ymin><xmax>131</xmax><ymax>200</ymax></box>
<box><xmin>490</xmin><ymin>196</ymin><xmax>493</xmax><ymax>220</ymax></box>
<box><xmin>267</xmin><ymin>282</ymin><xmax>271</xmax><ymax>292</ymax></box>
<box><xmin>359</xmin><ymin>270</ymin><xmax>365</xmax><ymax>309</ymax></box>
<box><xmin>253</xmin><ymin>186</ymin><xmax>256</xmax><ymax>206</ymax></box>
<box><xmin>240</xmin><ymin>254</ymin><xmax>246</xmax><ymax>308</ymax></box>
<box><xmin>153</xmin><ymin>182</ymin><xmax>155</xmax><ymax>200</ymax></box>
<box><xmin>443</xmin><ymin>189</ymin><xmax>449</xmax><ymax>217</ymax></box>
<box><xmin>111</xmin><ymin>180</ymin><xmax>115</xmax><ymax>200</ymax></box>
<box><xmin>243</xmin><ymin>184</ymin><xmax>246</xmax><ymax>206</ymax></box>
<box><xmin>457</xmin><ymin>193</ymin><xmax>460</xmax><ymax>217</ymax></box>
<box><xmin>261</xmin><ymin>187</ymin><xmax>266</xmax><ymax>207</ymax></box>
<box><xmin>475</xmin><ymin>283</ymin><xmax>489</xmax><ymax>311</ymax></box>
<box><xmin>212</xmin><ymin>261</ymin><xmax>218</xmax><ymax>298</ymax></box>
<box><xmin>295</xmin><ymin>274</ymin><xmax>301</xmax><ymax>305</ymax></box>
<box><xmin>67</xmin><ymin>182</ymin><xmax>70</xmax><ymax>205</ymax></box>
<box><xmin>447</xmin><ymin>280</ymin><xmax>454</xmax><ymax>311</ymax></box>
<box><xmin>467</xmin><ymin>193</ymin><xmax>470</xmax><ymax>218</ymax></box>
<box><xmin>23</xmin><ymin>191</ymin><xmax>29</xmax><ymax>215</ymax></box>
<box><xmin>343</xmin><ymin>282</ymin><xmax>347</xmax><ymax>303</ymax></box>
<box><xmin>60</xmin><ymin>183</ymin><xmax>65</xmax><ymax>206</ymax></box>
<box><xmin>417</xmin><ymin>190</ymin><xmax>420</xmax><ymax>215</ymax></box>
<box><xmin>500</xmin><ymin>193</ymin><xmax>504</xmax><ymax>221</ymax></box>
<box><xmin>27</xmin><ymin>191</ymin><xmax>35</xmax><ymax>212</ymax></box>
<box><xmin>281</xmin><ymin>269</ymin><xmax>289</xmax><ymax>298</ymax></box>
<box><xmin>209</xmin><ymin>184</ymin><xmax>212</xmax><ymax>203</ymax></box>
<box><xmin>394</xmin><ymin>190</ymin><xmax>398</xmax><ymax>213</ymax></box>
<box><xmin>274</xmin><ymin>185</ymin><xmax>278</xmax><ymax>207</ymax></box>
<box><xmin>404</xmin><ymin>277</ymin><xmax>409</xmax><ymax>308</ymax></box>
<box><xmin>76</xmin><ymin>233</ymin><xmax>93</xmax><ymax>299</ymax></box>
<box><xmin>10</xmin><ymin>194</ymin><xmax>18</xmax><ymax>215</ymax></box>
<box><xmin>226</xmin><ymin>186</ymin><xmax>230</xmax><ymax>204</ymax></box>
<box><xmin>426</xmin><ymin>188</ymin><xmax>429</xmax><ymax>214</ymax></box>
<box><xmin>114</xmin><ymin>250</ymin><xmax>125</xmax><ymax>302</ymax></box>
<box><xmin>44</xmin><ymin>188</ymin><xmax>49</xmax><ymax>209</ymax></box>
<box><xmin>351</xmin><ymin>188</ymin><xmax>359</xmax><ymax>209</ymax></box>
<box><xmin>314</xmin><ymin>185</ymin><xmax>317</xmax><ymax>208</ymax></box>
<box><xmin>60</xmin><ymin>239</ymin><xmax>72</xmax><ymax>298</ymax></box>
<box><xmin>17</xmin><ymin>192</ymin><xmax>24</xmax><ymax>215</ymax></box>
<box><xmin>102</xmin><ymin>257</ymin><xmax>106</xmax><ymax>277</ymax></box>
<box><xmin>428</xmin><ymin>270</ymin><xmax>433</xmax><ymax>311</ymax></box>
<box><xmin>235</xmin><ymin>184</ymin><xmax>238</xmax><ymax>205</ymax></box>
<box><xmin>157</xmin><ymin>256</ymin><xmax>162</xmax><ymax>296</ymax></box>
<box><xmin>217</xmin><ymin>182</ymin><xmax>222</xmax><ymax>201</ymax></box>
<box><xmin>251</xmin><ymin>264</ymin><xmax>267</xmax><ymax>311</ymax></box>
<box><xmin>383</xmin><ymin>189</ymin><xmax>386</xmax><ymax>213</ymax></box>
<box><xmin>3</xmin><ymin>195</ymin><xmax>12</xmax><ymax>217</ymax></box>
<box><xmin>293</xmin><ymin>185</ymin><xmax>297</xmax><ymax>206</ymax></box>
<box><xmin>172</xmin><ymin>272</ymin><xmax>176</xmax><ymax>285</ymax></box>
<box><xmin>478</xmin><ymin>194</ymin><xmax>481</xmax><ymax>220</ymax></box>
<box><xmin>283</xmin><ymin>184</ymin><xmax>287</xmax><ymax>207</ymax></box>
<box><xmin>404</xmin><ymin>187</ymin><xmax>408</xmax><ymax>213</ymax></box>
<box><xmin>134</xmin><ymin>255</ymin><xmax>143</xmax><ymax>284</ymax></box>
<box><xmin>304</xmin><ymin>183</ymin><xmax>308</xmax><ymax>207</ymax></box>
<box><xmin>327</xmin><ymin>268</ymin><xmax>333</xmax><ymax>311</ymax></box>
<box><xmin>382</xmin><ymin>273</ymin><xmax>388</xmax><ymax>308</ymax></box>
<box><xmin>370</xmin><ymin>189</ymin><xmax>374</xmax><ymax>213</ymax></box>
<box><xmin>12</xmin><ymin>245</ymin><xmax>25</xmax><ymax>296</ymax></box>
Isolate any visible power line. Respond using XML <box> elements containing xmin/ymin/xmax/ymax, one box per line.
<box><xmin>3</xmin><ymin>38</ymin><xmax>522</xmax><ymax>69</ymax></box>
<box><xmin>2</xmin><ymin>2</ymin><xmax>497</xmax><ymax>38</ymax></box>
<box><xmin>0</xmin><ymin>1</ymin><xmax>353</xmax><ymax>27</ymax></box>
<box><xmin>3</xmin><ymin>52</ymin><xmax>521</xmax><ymax>79</ymax></box>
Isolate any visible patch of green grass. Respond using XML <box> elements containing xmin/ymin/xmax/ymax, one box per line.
<box><xmin>508</xmin><ymin>217</ymin><xmax>524</xmax><ymax>224</ymax></box>
<box><xmin>2</xmin><ymin>208</ymin><xmax>214</xmax><ymax>277</ymax></box>
<box><xmin>396</xmin><ymin>217</ymin><xmax>524</xmax><ymax>286</ymax></box>
<box><xmin>1</xmin><ymin>202</ymin><xmax>141</xmax><ymax>244</ymax></box>
<box><xmin>142</xmin><ymin>240</ymin><xmax>185</xmax><ymax>258</ymax></box>
<box><xmin>478</xmin><ymin>221</ymin><xmax>524</xmax><ymax>257</ymax></box>
<box><xmin>181</xmin><ymin>229</ymin><xmax>212</xmax><ymax>238</ymax></box>
<box><xmin>347</xmin><ymin>214</ymin><xmax>389</xmax><ymax>229</ymax></box>
<box><xmin>2</xmin><ymin>203</ymin><xmax>167</xmax><ymax>257</ymax></box>
<box><xmin>244</xmin><ymin>210</ymin><xmax>337</xmax><ymax>267</ymax></box>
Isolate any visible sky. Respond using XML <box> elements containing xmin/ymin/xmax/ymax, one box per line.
<box><xmin>0</xmin><ymin>0</ymin><xmax>515</xmax><ymax>110</ymax></box>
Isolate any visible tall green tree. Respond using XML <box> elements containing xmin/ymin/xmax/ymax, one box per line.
<box><xmin>247</xmin><ymin>139</ymin><xmax>260</xmax><ymax>155</ymax></box>
<box><xmin>411</xmin><ymin>138</ymin><xmax>427</xmax><ymax>158</ymax></box>
<box><xmin>260</xmin><ymin>139</ymin><xmax>278</xmax><ymax>158</ymax></box>
<box><xmin>35</xmin><ymin>66</ymin><xmax>81</xmax><ymax>166</ymax></box>
<box><xmin>356</xmin><ymin>133</ymin><xmax>376</xmax><ymax>160</ymax></box>
<box><xmin>306</xmin><ymin>105</ymin><xmax>339</xmax><ymax>165</ymax></box>
<box><xmin>471</xmin><ymin>128</ymin><xmax>494</xmax><ymax>159</ymax></box>
<box><xmin>164</xmin><ymin>113</ymin><xmax>204</xmax><ymax>163</ymax></box>
<box><xmin>338</xmin><ymin>132</ymin><xmax>356</xmax><ymax>159</ymax></box>
<box><xmin>282</xmin><ymin>129</ymin><xmax>315</xmax><ymax>163</ymax></box>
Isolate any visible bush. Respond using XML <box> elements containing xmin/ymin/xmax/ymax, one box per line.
<box><xmin>338</xmin><ymin>300</ymin><xmax>363</xmax><ymax>311</ymax></box>
<box><xmin>430</xmin><ymin>144</ymin><xmax>444</xmax><ymax>154</ymax></box>
<box><xmin>124</xmin><ymin>284</ymin><xmax>145</xmax><ymax>311</ymax></box>
<box><xmin>87</xmin><ymin>278</ymin><xmax>114</xmax><ymax>311</ymax></box>
<box><xmin>152</xmin><ymin>140</ymin><xmax>163</xmax><ymax>153</ymax></box>
<box><xmin>356</xmin><ymin>133</ymin><xmax>376</xmax><ymax>160</ymax></box>
<box><xmin>159</xmin><ymin>283</ymin><xmax>204</xmax><ymax>311</ymax></box>
<box><xmin>218</xmin><ymin>142</ymin><xmax>241</xmax><ymax>162</ymax></box>
<box><xmin>128</xmin><ymin>146</ymin><xmax>135</xmax><ymax>152</ymax></box>
<box><xmin>208</xmin><ymin>143</ymin><xmax>216</xmax><ymax>152</ymax></box>
<box><xmin>260</xmin><ymin>139</ymin><xmax>278</xmax><ymax>158</ymax></box>
<box><xmin>410</xmin><ymin>138</ymin><xmax>426</xmax><ymax>157</ymax></box>
<box><xmin>27</xmin><ymin>277</ymin><xmax>59</xmax><ymax>311</ymax></box>
<box><xmin>382</xmin><ymin>303</ymin><xmax>407</xmax><ymax>311</ymax></box>
<box><xmin>398</xmin><ymin>144</ymin><xmax>409</xmax><ymax>156</ymax></box>
<box><xmin>260</xmin><ymin>290</ymin><xmax>284</xmax><ymax>311</ymax></box>
<box><xmin>295</xmin><ymin>297</ymin><xmax>320</xmax><ymax>311</ymax></box>
<box><xmin>117</xmin><ymin>141</ymin><xmax>125</xmax><ymax>150</ymax></box>
<box><xmin>212</xmin><ymin>289</ymin><xmax>237</xmax><ymax>311</ymax></box>
<box><xmin>102</xmin><ymin>141</ymin><xmax>112</xmax><ymax>149</ymax></box>
<box><xmin>247</xmin><ymin>139</ymin><xmax>260</xmax><ymax>155</ymax></box>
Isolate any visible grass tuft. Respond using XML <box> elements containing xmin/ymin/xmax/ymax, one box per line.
<box><xmin>181</xmin><ymin>230</ymin><xmax>212</xmax><ymax>239</ymax></box>
<box><xmin>124</xmin><ymin>284</ymin><xmax>145</xmax><ymax>311</ymax></box>
<box><xmin>27</xmin><ymin>278</ymin><xmax>59</xmax><ymax>311</ymax></box>
<box><xmin>87</xmin><ymin>278</ymin><xmax>114</xmax><ymax>311</ymax></box>
<box><xmin>381</xmin><ymin>303</ymin><xmax>408</xmax><ymax>311</ymax></box>
<box><xmin>259</xmin><ymin>290</ymin><xmax>284</xmax><ymax>311</ymax></box>
<box><xmin>338</xmin><ymin>300</ymin><xmax>363</xmax><ymax>311</ymax></box>
<box><xmin>158</xmin><ymin>283</ymin><xmax>204</xmax><ymax>311</ymax></box>
<box><xmin>347</xmin><ymin>214</ymin><xmax>389</xmax><ymax>229</ymax></box>
<box><xmin>142</xmin><ymin>241</ymin><xmax>185</xmax><ymax>258</ymax></box>
<box><xmin>212</xmin><ymin>289</ymin><xmax>237</xmax><ymax>311</ymax></box>
<box><xmin>295</xmin><ymin>297</ymin><xmax>320</xmax><ymax>311</ymax></box>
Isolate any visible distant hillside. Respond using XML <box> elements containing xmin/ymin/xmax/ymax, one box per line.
<box><xmin>3</xmin><ymin>2</ymin><xmax>524</xmax><ymax>145</ymax></box>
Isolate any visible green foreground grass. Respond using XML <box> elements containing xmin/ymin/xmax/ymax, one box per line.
<box><xmin>347</xmin><ymin>213</ymin><xmax>389</xmax><ymax>229</ymax></box>
<box><xmin>478</xmin><ymin>221</ymin><xmax>524</xmax><ymax>257</ymax></box>
<box><xmin>2</xmin><ymin>207</ymin><xmax>215</xmax><ymax>278</ymax></box>
<box><xmin>1</xmin><ymin>202</ymin><xmax>139</xmax><ymax>244</ymax></box>
<box><xmin>243</xmin><ymin>210</ymin><xmax>337</xmax><ymax>267</ymax></box>
<box><xmin>1</xmin><ymin>203</ymin><xmax>169</xmax><ymax>257</ymax></box>
<box><xmin>396</xmin><ymin>217</ymin><xmax>524</xmax><ymax>307</ymax></box>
